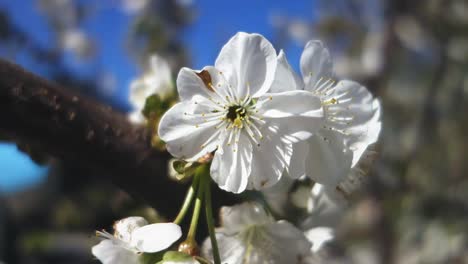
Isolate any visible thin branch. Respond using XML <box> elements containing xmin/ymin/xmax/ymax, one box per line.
<box><xmin>0</xmin><ymin>58</ymin><xmax>237</xmax><ymax>218</ymax></box>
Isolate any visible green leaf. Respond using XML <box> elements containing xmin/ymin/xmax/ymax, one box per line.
<box><xmin>142</xmin><ymin>94</ymin><xmax>163</xmax><ymax>119</ymax></box>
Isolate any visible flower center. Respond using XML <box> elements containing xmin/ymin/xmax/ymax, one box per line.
<box><xmin>226</xmin><ymin>105</ymin><xmax>247</xmax><ymax>121</ymax></box>
<box><xmin>226</xmin><ymin>104</ymin><xmax>248</xmax><ymax>129</ymax></box>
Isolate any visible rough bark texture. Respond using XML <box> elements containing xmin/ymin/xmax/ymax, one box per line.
<box><xmin>0</xmin><ymin>58</ymin><xmax>235</xmax><ymax>218</ymax></box>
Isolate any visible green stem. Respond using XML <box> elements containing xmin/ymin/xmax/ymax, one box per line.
<box><xmin>187</xmin><ymin>171</ymin><xmax>205</xmax><ymax>241</ymax></box>
<box><xmin>204</xmin><ymin>176</ymin><xmax>221</xmax><ymax>264</ymax></box>
<box><xmin>173</xmin><ymin>174</ymin><xmax>200</xmax><ymax>225</ymax></box>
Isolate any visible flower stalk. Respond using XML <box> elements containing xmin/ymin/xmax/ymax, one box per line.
<box><xmin>204</xmin><ymin>173</ymin><xmax>221</xmax><ymax>264</ymax></box>
<box><xmin>173</xmin><ymin>172</ymin><xmax>200</xmax><ymax>225</ymax></box>
<box><xmin>179</xmin><ymin>165</ymin><xmax>206</xmax><ymax>256</ymax></box>
<box><xmin>187</xmin><ymin>167</ymin><xmax>205</xmax><ymax>241</ymax></box>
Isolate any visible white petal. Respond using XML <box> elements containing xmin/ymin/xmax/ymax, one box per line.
<box><xmin>158</xmin><ymin>96</ymin><xmax>222</xmax><ymax>162</ymax></box>
<box><xmin>249</xmin><ymin>130</ymin><xmax>292</xmax><ymax>189</ymax></box>
<box><xmin>131</xmin><ymin>223</ymin><xmax>182</xmax><ymax>253</ymax></box>
<box><xmin>202</xmin><ymin>66</ymin><xmax>240</xmax><ymax>102</ymax></box>
<box><xmin>300</xmin><ymin>40</ymin><xmax>334</xmax><ymax>91</ymax></box>
<box><xmin>304</xmin><ymin>129</ymin><xmax>353</xmax><ymax>186</ymax></box>
<box><xmin>203</xmin><ymin>221</ymin><xmax>311</xmax><ymax>264</ymax></box>
<box><xmin>258</xmin><ymin>90</ymin><xmax>323</xmax><ymax>119</ymax></box>
<box><xmin>261</xmin><ymin>176</ymin><xmax>295</xmax><ymax>216</ymax></box>
<box><xmin>176</xmin><ymin>66</ymin><xmax>232</xmax><ymax>102</ymax></box>
<box><xmin>348</xmin><ymin>99</ymin><xmax>381</xmax><ymax>167</ymax></box>
<box><xmin>129</xmin><ymin>54</ymin><xmax>173</xmax><ymax>109</ymax></box>
<box><xmin>288</xmin><ymin>142</ymin><xmax>309</xmax><ymax>179</ymax></box>
<box><xmin>92</xmin><ymin>240</ymin><xmax>139</xmax><ymax>264</ymax></box>
<box><xmin>304</xmin><ymin>227</ymin><xmax>334</xmax><ymax>253</ymax></box>
<box><xmin>210</xmin><ymin>132</ymin><xmax>253</xmax><ymax>193</ymax></box>
<box><xmin>215</xmin><ymin>32</ymin><xmax>277</xmax><ymax>98</ymax></box>
<box><xmin>113</xmin><ymin>217</ymin><xmax>148</xmax><ymax>244</ymax></box>
<box><xmin>128</xmin><ymin>110</ymin><xmax>145</xmax><ymax>124</ymax></box>
<box><xmin>204</xmin><ymin>202</ymin><xmax>311</xmax><ymax>264</ymax></box>
<box><xmin>202</xmin><ymin>232</ymin><xmax>246</xmax><ymax>264</ymax></box>
<box><xmin>176</xmin><ymin>67</ymin><xmax>213</xmax><ymax>101</ymax></box>
<box><xmin>218</xmin><ymin>202</ymin><xmax>272</xmax><ymax>235</ymax></box>
<box><xmin>260</xmin><ymin>221</ymin><xmax>312</xmax><ymax>262</ymax></box>
<box><xmin>270</xmin><ymin>50</ymin><xmax>304</xmax><ymax>93</ymax></box>
<box><xmin>129</xmin><ymin>78</ymin><xmax>151</xmax><ymax>110</ymax></box>
<box><xmin>149</xmin><ymin>54</ymin><xmax>172</xmax><ymax>87</ymax></box>
<box><xmin>338</xmin><ymin>148</ymin><xmax>378</xmax><ymax>195</ymax></box>
<box><xmin>257</xmin><ymin>91</ymin><xmax>323</xmax><ymax>144</ymax></box>
<box><xmin>301</xmin><ymin>184</ymin><xmax>347</xmax><ymax>229</ymax></box>
<box><xmin>290</xmin><ymin>184</ymin><xmax>313</xmax><ymax>210</ymax></box>
<box><xmin>324</xmin><ymin>80</ymin><xmax>381</xmax><ymax>166</ymax></box>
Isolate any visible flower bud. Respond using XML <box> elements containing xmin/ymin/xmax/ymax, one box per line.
<box><xmin>178</xmin><ymin>239</ymin><xmax>199</xmax><ymax>256</ymax></box>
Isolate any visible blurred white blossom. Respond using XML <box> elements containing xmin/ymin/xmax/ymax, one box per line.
<box><xmin>288</xmin><ymin>20</ymin><xmax>313</xmax><ymax>45</ymax></box>
<box><xmin>129</xmin><ymin>54</ymin><xmax>174</xmax><ymax>123</ymax></box>
<box><xmin>394</xmin><ymin>16</ymin><xmax>433</xmax><ymax>54</ymax></box>
<box><xmin>300</xmin><ymin>184</ymin><xmax>347</xmax><ymax>230</ymax></box>
<box><xmin>361</xmin><ymin>31</ymin><xmax>385</xmax><ymax>76</ymax></box>
<box><xmin>38</xmin><ymin>0</ymin><xmax>95</xmax><ymax>59</ymax></box>
<box><xmin>300</xmin><ymin>147</ymin><xmax>377</xmax><ymax>230</ymax></box>
<box><xmin>202</xmin><ymin>202</ymin><xmax>312</xmax><ymax>263</ymax></box>
<box><xmin>60</xmin><ymin>29</ymin><xmax>95</xmax><ymax>59</ymax></box>
<box><xmin>397</xmin><ymin>223</ymin><xmax>467</xmax><ymax>264</ymax></box>
<box><xmin>304</xmin><ymin>227</ymin><xmax>334</xmax><ymax>253</ymax></box>
<box><xmin>261</xmin><ymin>175</ymin><xmax>295</xmax><ymax>215</ymax></box>
<box><xmin>92</xmin><ymin>217</ymin><xmax>181</xmax><ymax>264</ymax></box>
<box><xmin>121</xmin><ymin>0</ymin><xmax>150</xmax><ymax>14</ymax></box>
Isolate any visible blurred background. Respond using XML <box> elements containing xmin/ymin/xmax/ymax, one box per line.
<box><xmin>0</xmin><ymin>0</ymin><xmax>467</xmax><ymax>263</ymax></box>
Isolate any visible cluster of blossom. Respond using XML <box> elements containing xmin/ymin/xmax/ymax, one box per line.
<box><xmin>93</xmin><ymin>32</ymin><xmax>381</xmax><ymax>264</ymax></box>
<box><xmin>38</xmin><ymin>0</ymin><xmax>95</xmax><ymax>59</ymax></box>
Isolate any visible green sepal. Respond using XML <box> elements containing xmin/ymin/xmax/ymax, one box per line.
<box><xmin>139</xmin><ymin>251</ymin><xmax>165</xmax><ymax>264</ymax></box>
<box><xmin>194</xmin><ymin>256</ymin><xmax>212</xmax><ymax>264</ymax></box>
<box><xmin>155</xmin><ymin>251</ymin><xmax>192</xmax><ymax>264</ymax></box>
<box><xmin>142</xmin><ymin>94</ymin><xmax>164</xmax><ymax>119</ymax></box>
<box><xmin>171</xmin><ymin>160</ymin><xmax>201</xmax><ymax>181</ymax></box>
<box><xmin>173</xmin><ymin>160</ymin><xmax>189</xmax><ymax>175</ymax></box>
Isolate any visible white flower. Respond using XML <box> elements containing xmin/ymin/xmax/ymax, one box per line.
<box><xmin>129</xmin><ymin>54</ymin><xmax>174</xmax><ymax>123</ymax></box>
<box><xmin>304</xmin><ymin>227</ymin><xmax>334</xmax><ymax>253</ymax></box>
<box><xmin>60</xmin><ymin>29</ymin><xmax>94</xmax><ymax>59</ymax></box>
<box><xmin>121</xmin><ymin>0</ymin><xmax>149</xmax><ymax>14</ymax></box>
<box><xmin>300</xmin><ymin>183</ymin><xmax>347</xmax><ymax>230</ymax></box>
<box><xmin>293</xmin><ymin>227</ymin><xmax>334</xmax><ymax>264</ymax></box>
<box><xmin>301</xmin><ymin>146</ymin><xmax>378</xmax><ymax>229</ymax></box>
<box><xmin>92</xmin><ymin>217</ymin><xmax>182</xmax><ymax>264</ymax></box>
<box><xmin>202</xmin><ymin>202</ymin><xmax>312</xmax><ymax>264</ymax></box>
<box><xmin>158</xmin><ymin>32</ymin><xmax>323</xmax><ymax>193</ymax></box>
<box><xmin>272</xmin><ymin>41</ymin><xmax>382</xmax><ymax>187</ymax></box>
<box><xmin>261</xmin><ymin>175</ymin><xmax>295</xmax><ymax>215</ymax></box>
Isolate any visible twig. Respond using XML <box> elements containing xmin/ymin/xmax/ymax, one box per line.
<box><xmin>0</xmin><ymin>58</ymin><xmax>237</xmax><ymax>218</ymax></box>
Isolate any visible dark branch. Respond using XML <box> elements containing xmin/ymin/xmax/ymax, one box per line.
<box><xmin>0</xmin><ymin>58</ymin><xmax>236</xmax><ymax>218</ymax></box>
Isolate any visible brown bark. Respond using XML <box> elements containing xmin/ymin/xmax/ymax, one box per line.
<box><xmin>0</xmin><ymin>58</ymin><xmax>236</xmax><ymax>218</ymax></box>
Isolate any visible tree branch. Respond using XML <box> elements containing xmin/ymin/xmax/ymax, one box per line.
<box><xmin>0</xmin><ymin>58</ymin><xmax>236</xmax><ymax>218</ymax></box>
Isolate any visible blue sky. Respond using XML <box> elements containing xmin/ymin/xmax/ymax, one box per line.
<box><xmin>0</xmin><ymin>0</ymin><xmax>315</xmax><ymax>193</ymax></box>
